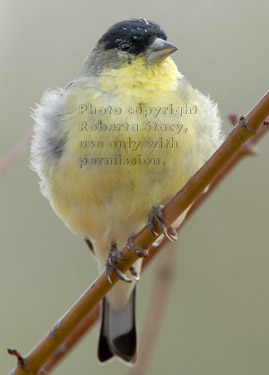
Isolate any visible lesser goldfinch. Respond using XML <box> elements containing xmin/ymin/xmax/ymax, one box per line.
<box><xmin>31</xmin><ymin>18</ymin><xmax>222</xmax><ymax>364</ymax></box>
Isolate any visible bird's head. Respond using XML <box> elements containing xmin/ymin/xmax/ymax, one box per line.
<box><xmin>82</xmin><ymin>18</ymin><xmax>178</xmax><ymax>75</ymax></box>
<box><xmin>98</xmin><ymin>18</ymin><xmax>177</xmax><ymax>65</ymax></box>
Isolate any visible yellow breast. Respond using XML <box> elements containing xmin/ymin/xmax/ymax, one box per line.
<box><xmin>46</xmin><ymin>57</ymin><xmax>203</xmax><ymax>242</ymax></box>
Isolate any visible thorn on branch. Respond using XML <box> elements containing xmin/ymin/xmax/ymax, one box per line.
<box><xmin>54</xmin><ymin>343</ymin><xmax>68</xmax><ymax>355</ymax></box>
<box><xmin>237</xmin><ymin>115</ymin><xmax>256</xmax><ymax>134</ymax></box>
<box><xmin>243</xmin><ymin>144</ymin><xmax>259</xmax><ymax>156</ymax></box>
<box><xmin>49</xmin><ymin>319</ymin><xmax>62</xmax><ymax>339</ymax></box>
<box><xmin>228</xmin><ymin>114</ymin><xmax>267</xmax><ymax>156</ymax></box>
<box><xmin>7</xmin><ymin>348</ymin><xmax>25</xmax><ymax>367</ymax></box>
<box><xmin>37</xmin><ymin>368</ymin><xmax>48</xmax><ymax>375</ymax></box>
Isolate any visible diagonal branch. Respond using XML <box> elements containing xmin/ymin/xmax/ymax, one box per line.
<box><xmin>9</xmin><ymin>91</ymin><xmax>269</xmax><ymax>375</ymax></box>
<box><xmin>128</xmin><ymin>114</ymin><xmax>269</xmax><ymax>374</ymax></box>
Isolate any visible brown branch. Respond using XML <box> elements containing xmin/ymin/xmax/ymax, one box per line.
<box><xmin>0</xmin><ymin>132</ymin><xmax>32</xmax><ymax>177</ymax></box>
<box><xmin>43</xmin><ymin>304</ymin><xmax>100</xmax><ymax>373</ymax></box>
<box><xmin>9</xmin><ymin>91</ymin><xmax>269</xmax><ymax>374</ymax></box>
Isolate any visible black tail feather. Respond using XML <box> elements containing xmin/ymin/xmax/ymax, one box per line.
<box><xmin>98</xmin><ymin>287</ymin><xmax>137</xmax><ymax>363</ymax></box>
<box><xmin>98</xmin><ymin>297</ymin><xmax>114</xmax><ymax>362</ymax></box>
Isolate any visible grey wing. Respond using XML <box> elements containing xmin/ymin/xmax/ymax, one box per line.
<box><xmin>30</xmin><ymin>88</ymin><xmax>68</xmax><ymax>180</ymax></box>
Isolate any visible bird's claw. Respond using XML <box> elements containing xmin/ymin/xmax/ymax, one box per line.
<box><xmin>148</xmin><ymin>205</ymin><xmax>178</xmax><ymax>242</ymax></box>
<box><xmin>127</xmin><ymin>236</ymin><xmax>148</xmax><ymax>258</ymax></box>
<box><xmin>105</xmin><ymin>240</ymin><xmax>132</xmax><ymax>284</ymax></box>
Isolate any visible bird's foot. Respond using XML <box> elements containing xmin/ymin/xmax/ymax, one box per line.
<box><xmin>126</xmin><ymin>236</ymin><xmax>148</xmax><ymax>281</ymax></box>
<box><xmin>127</xmin><ymin>235</ymin><xmax>148</xmax><ymax>258</ymax></box>
<box><xmin>105</xmin><ymin>240</ymin><xmax>132</xmax><ymax>284</ymax></box>
<box><xmin>148</xmin><ymin>205</ymin><xmax>178</xmax><ymax>242</ymax></box>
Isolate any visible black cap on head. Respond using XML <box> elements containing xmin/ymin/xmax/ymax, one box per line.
<box><xmin>98</xmin><ymin>18</ymin><xmax>167</xmax><ymax>55</ymax></box>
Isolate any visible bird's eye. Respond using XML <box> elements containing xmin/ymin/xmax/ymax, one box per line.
<box><xmin>118</xmin><ymin>41</ymin><xmax>131</xmax><ymax>51</ymax></box>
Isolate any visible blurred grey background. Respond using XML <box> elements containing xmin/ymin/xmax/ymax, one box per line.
<box><xmin>1</xmin><ymin>0</ymin><xmax>268</xmax><ymax>374</ymax></box>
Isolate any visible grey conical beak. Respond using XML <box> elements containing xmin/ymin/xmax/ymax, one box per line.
<box><xmin>147</xmin><ymin>38</ymin><xmax>178</xmax><ymax>64</ymax></box>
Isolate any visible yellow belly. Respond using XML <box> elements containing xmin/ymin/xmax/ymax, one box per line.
<box><xmin>47</xmin><ymin>97</ymin><xmax>199</xmax><ymax>244</ymax></box>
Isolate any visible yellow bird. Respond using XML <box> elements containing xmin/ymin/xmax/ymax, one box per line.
<box><xmin>31</xmin><ymin>18</ymin><xmax>222</xmax><ymax>363</ymax></box>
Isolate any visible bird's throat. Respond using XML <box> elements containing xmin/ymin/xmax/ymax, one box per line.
<box><xmin>98</xmin><ymin>56</ymin><xmax>181</xmax><ymax>100</ymax></box>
